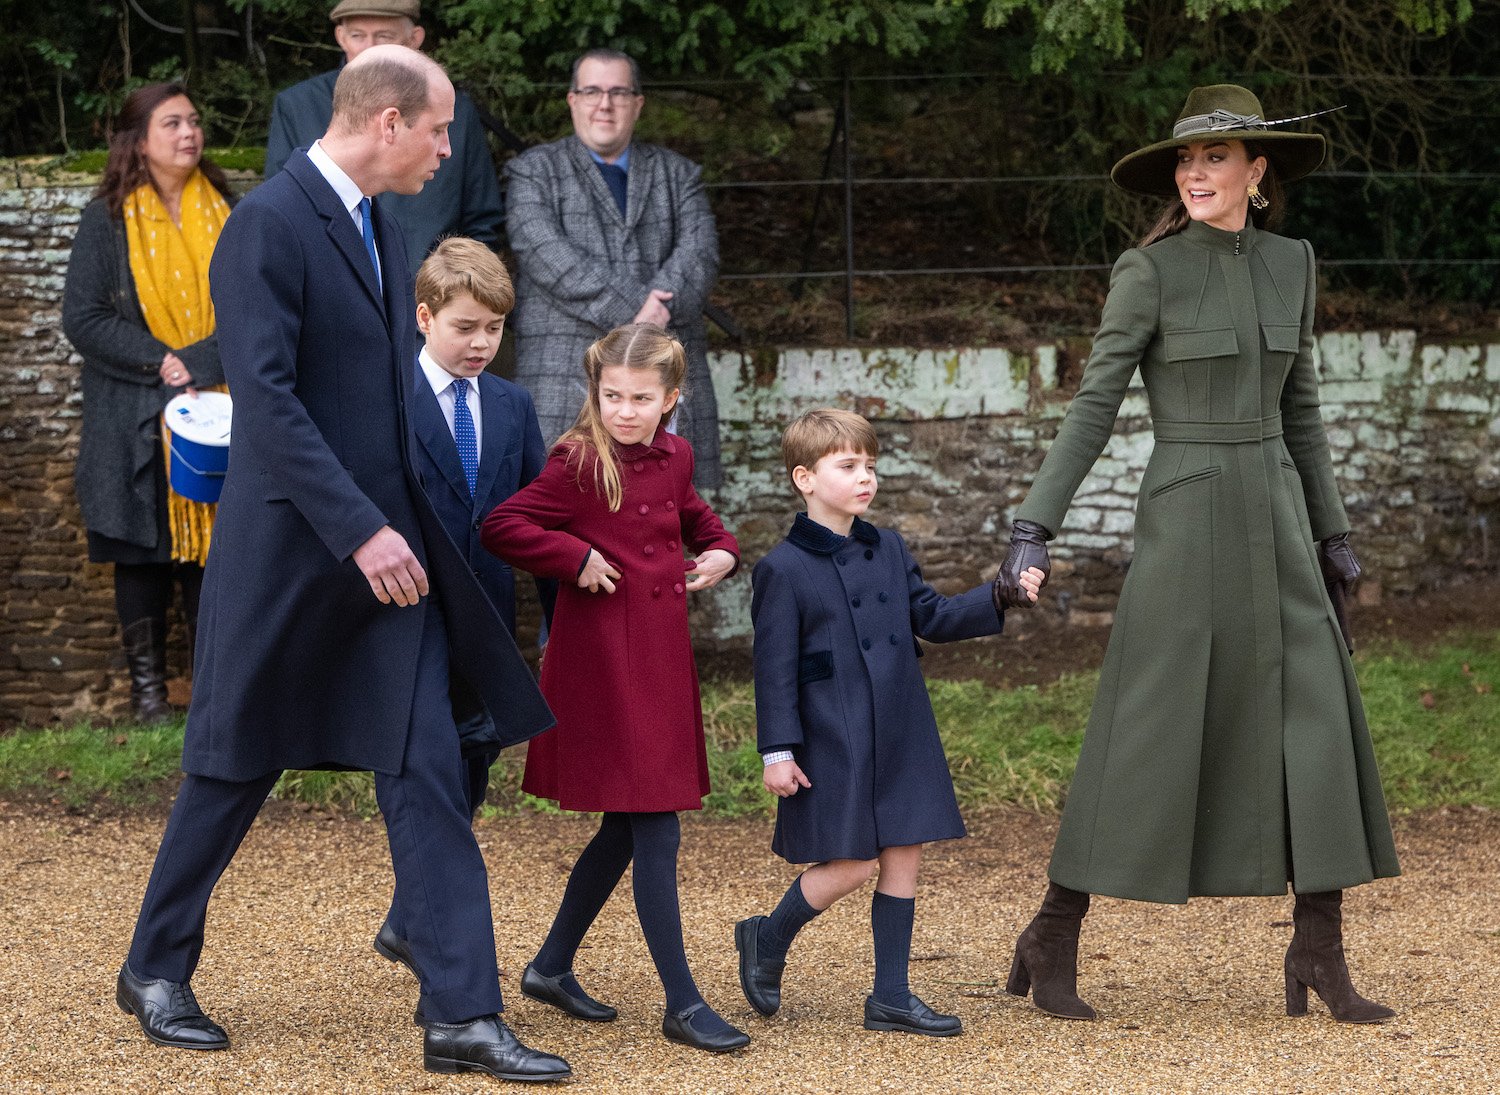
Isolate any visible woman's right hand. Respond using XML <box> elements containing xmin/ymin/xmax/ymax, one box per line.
<box><xmin>578</xmin><ymin>549</ymin><xmax>622</xmax><ymax>594</ymax></box>
<box><xmin>992</xmin><ymin>519</ymin><xmax>1052</xmax><ymax>611</ymax></box>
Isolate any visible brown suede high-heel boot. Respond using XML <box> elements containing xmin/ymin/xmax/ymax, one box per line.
<box><xmin>1284</xmin><ymin>890</ymin><xmax>1395</xmax><ymax>1023</ymax></box>
<box><xmin>1006</xmin><ymin>881</ymin><xmax>1096</xmax><ymax>1020</ymax></box>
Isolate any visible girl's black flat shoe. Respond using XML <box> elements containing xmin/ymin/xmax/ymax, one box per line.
<box><xmin>520</xmin><ymin>964</ymin><xmax>618</xmax><ymax>1022</ymax></box>
<box><xmin>662</xmin><ymin>1003</ymin><xmax>750</xmax><ymax>1052</ymax></box>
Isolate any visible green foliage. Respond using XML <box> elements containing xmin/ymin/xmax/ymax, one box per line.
<box><xmin>0</xmin><ymin>721</ymin><xmax>186</xmax><ymax>806</ymax></box>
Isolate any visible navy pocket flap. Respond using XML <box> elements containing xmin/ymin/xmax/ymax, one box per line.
<box><xmin>798</xmin><ymin>650</ymin><xmax>833</xmax><ymax>684</ymax></box>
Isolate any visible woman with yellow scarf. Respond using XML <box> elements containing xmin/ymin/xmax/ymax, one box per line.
<box><xmin>62</xmin><ymin>83</ymin><xmax>233</xmax><ymax>724</ymax></box>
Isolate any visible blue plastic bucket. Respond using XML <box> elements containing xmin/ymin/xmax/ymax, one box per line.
<box><xmin>165</xmin><ymin>391</ymin><xmax>232</xmax><ymax>504</ymax></box>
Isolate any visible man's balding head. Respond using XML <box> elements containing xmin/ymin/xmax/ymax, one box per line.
<box><xmin>331</xmin><ymin>44</ymin><xmax>443</xmax><ymax>135</ymax></box>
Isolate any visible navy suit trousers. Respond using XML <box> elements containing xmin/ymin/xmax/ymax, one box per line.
<box><xmin>127</xmin><ymin>595</ymin><xmax>506</xmax><ymax>1023</ymax></box>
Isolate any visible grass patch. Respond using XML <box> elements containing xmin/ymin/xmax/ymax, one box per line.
<box><xmin>3</xmin><ymin>633</ymin><xmax>1496</xmax><ymax>816</ymax></box>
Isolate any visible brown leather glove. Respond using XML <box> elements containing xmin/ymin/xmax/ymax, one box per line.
<box><xmin>992</xmin><ymin>519</ymin><xmax>1051</xmax><ymax>612</ymax></box>
<box><xmin>1319</xmin><ymin>532</ymin><xmax>1360</xmax><ymax>652</ymax></box>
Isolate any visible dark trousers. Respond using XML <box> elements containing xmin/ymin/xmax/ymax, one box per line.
<box><xmin>126</xmin><ymin>598</ymin><xmax>506</xmax><ymax>1023</ymax></box>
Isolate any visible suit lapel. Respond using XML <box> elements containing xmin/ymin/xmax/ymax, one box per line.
<box><xmin>624</xmin><ymin>143</ymin><xmax>650</xmax><ymax>231</ymax></box>
<box><xmin>286</xmin><ymin>153</ymin><xmax>388</xmax><ymax>323</ymax></box>
<box><xmin>473</xmin><ymin>373</ymin><xmax>509</xmax><ymax>511</ymax></box>
<box><xmin>411</xmin><ymin>361</ymin><xmax>472</xmax><ymax>507</ymax></box>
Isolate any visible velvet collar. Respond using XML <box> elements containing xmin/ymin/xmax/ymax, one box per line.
<box><xmin>786</xmin><ymin>512</ymin><xmax>880</xmax><ymax>555</ymax></box>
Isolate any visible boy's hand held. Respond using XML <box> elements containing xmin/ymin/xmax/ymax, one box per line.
<box><xmin>684</xmin><ymin>548</ymin><xmax>735</xmax><ymax>591</ymax></box>
<box><xmin>579</xmin><ymin>548</ymin><xmax>621</xmax><ymax>594</ymax></box>
<box><xmin>353</xmin><ymin>526</ymin><xmax>429</xmax><ymax>606</ymax></box>
<box><xmin>993</xmin><ymin>519</ymin><xmax>1051</xmax><ymax>611</ymax></box>
<box><xmin>764</xmin><ymin>759</ymin><xmax>811</xmax><ymax>798</ymax></box>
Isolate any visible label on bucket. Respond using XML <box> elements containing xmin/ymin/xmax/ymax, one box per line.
<box><xmin>165</xmin><ymin>391</ymin><xmax>232</xmax><ymax>447</ymax></box>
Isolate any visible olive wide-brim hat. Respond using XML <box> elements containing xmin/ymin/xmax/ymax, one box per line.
<box><xmin>1111</xmin><ymin>84</ymin><xmax>1328</xmax><ymax>198</ymax></box>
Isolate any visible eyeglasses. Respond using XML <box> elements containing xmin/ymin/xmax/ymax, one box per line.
<box><xmin>571</xmin><ymin>86</ymin><xmax>641</xmax><ymax>105</ymax></box>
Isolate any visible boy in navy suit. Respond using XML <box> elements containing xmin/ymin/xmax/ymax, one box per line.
<box><xmin>735</xmin><ymin>409</ymin><xmax>1043</xmax><ymax>1036</ymax></box>
<box><xmin>376</xmin><ymin>236</ymin><xmax>556</xmax><ymax>971</ymax></box>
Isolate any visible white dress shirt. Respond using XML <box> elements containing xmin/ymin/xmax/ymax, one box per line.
<box><xmin>418</xmin><ymin>347</ymin><xmax>483</xmax><ymax>453</ymax></box>
<box><xmin>307</xmin><ymin>140</ymin><xmax>382</xmax><ymax>286</ymax></box>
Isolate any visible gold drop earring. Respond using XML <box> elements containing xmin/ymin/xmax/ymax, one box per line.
<box><xmin>1247</xmin><ymin>182</ymin><xmax>1270</xmax><ymax>210</ymax></box>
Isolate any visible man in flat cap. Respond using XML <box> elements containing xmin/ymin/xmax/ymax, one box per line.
<box><xmin>265</xmin><ymin>0</ymin><xmax>503</xmax><ymax>262</ymax></box>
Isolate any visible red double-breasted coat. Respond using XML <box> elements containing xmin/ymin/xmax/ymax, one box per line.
<box><xmin>481</xmin><ymin>428</ymin><xmax>738</xmax><ymax>812</ymax></box>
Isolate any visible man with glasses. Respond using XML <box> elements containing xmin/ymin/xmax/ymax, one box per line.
<box><xmin>264</xmin><ymin>0</ymin><xmax>503</xmax><ymax>263</ymax></box>
<box><xmin>505</xmin><ymin>48</ymin><xmax>723</xmax><ymax>488</ymax></box>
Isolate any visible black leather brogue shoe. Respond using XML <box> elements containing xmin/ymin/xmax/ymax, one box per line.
<box><xmin>373</xmin><ymin>920</ymin><xmax>420</xmax><ymax>979</ymax></box>
<box><xmin>862</xmin><ymin>993</ymin><xmax>963</xmax><ymax>1037</ymax></box>
<box><xmin>423</xmin><ymin>1014</ymin><xmax>571</xmax><ymax>1082</ymax></box>
<box><xmin>662</xmin><ymin>1003</ymin><xmax>751</xmax><ymax>1053</ymax></box>
<box><xmin>116</xmin><ymin>962</ymin><xmax>229</xmax><ymax>1050</ymax></box>
<box><xmin>734</xmin><ymin>916</ymin><xmax>786</xmax><ymax>1017</ymax></box>
<box><xmin>520</xmin><ymin>964</ymin><xmax>617</xmax><ymax>1022</ymax></box>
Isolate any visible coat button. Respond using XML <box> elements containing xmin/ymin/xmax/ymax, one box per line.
<box><xmin>473</xmin><ymin>518</ymin><xmax>482</xmax><ymax>530</ymax></box>
<box><xmin>634</xmin><ymin>461</ymin><xmax>645</xmax><ymax>472</ymax></box>
<box><xmin>836</xmin><ymin>556</ymin><xmax>847</xmax><ymax>566</ymax></box>
<box><xmin>864</xmin><ymin>549</ymin><xmax>874</xmax><ymax>560</ymax></box>
<box><xmin>851</xmin><ymin>597</ymin><xmax>861</xmax><ymax>608</ymax></box>
<box><xmin>666</xmin><ymin>500</ymin><xmax>675</xmax><ymax>510</ymax></box>
<box><xmin>659</xmin><ymin>459</ymin><xmax>668</xmax><ymax>469</ymax></box>
<box><xmin>889</xmin><ymin>634</ymin><xmax>898</xmax><ymax>644</ymax></box>
<box><xmin>652</xmin><ymin>586</ymin><xmax>662</xmax><ymax>597</ymax></box>
<box><xmin>668</xmin><ymin>540</ymin><xmax>678</xmax><ymax>550</ymax></box>
<box><xmin>674</xmin><ymin>582</ymin><xmax>685</xmax><ymax>595</ymax></box>
<box><xmin>644</xmin><ymin>545</ymin><xmax>655</xmax><ymax>556</ymax></box>
<box><xmin>638</xmin><ymin>504</ymin><xmax>649</xmax><ymax>515</ymax></box>
<box><xmin>878</xmin><ymin>592</ymin><xmax>888</xmax><ymax>603</ymax></box>
<box><xmin>861</xmin><ymin>637</ymin><xmax>872</xmax><ymax>651</ymax></box>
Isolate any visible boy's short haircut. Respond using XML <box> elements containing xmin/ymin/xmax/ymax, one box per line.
<box><xmin>414</xmin><ymin>236</ymin><xmax>514</xmax><ymax>316</ymax></box>
<box><xmin>782</xmin><ymin>408</ymin><xmax>879</xmax><ymax>496</ymax></box>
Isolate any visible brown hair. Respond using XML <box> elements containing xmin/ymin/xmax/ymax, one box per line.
<box><xmin>1138</xmin><ymin>140</ymin><xmax>1285</xmax><ymax>247</ymax></box>
<box><xmin>557</xmin><ymin>324</ymin><xmax>687</xmax><ymax>512</ymax></box>
<box><xmin>330</xmin><ymin>48</ymin><xmax>435</xmax><ymax>133</ymax></box>
<box><xmin>94</xmin><ymin>83</ymin><xmax>231</xmax><ymax>217</ymax></box>
<box><xmin>414</xmin><ymin>236</ymin><xmax>514</xmax><ymax>315</ymax></box>
<box><xmin>781</xmin><ymin>408</ymin><xmax>879</xmax><ymax>497</ymax></box>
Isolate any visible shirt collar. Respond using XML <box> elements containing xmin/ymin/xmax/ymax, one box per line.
<box><xmin>307</xmin><ymin>140</ymin><xmax>367</xmax><ymax>218</ymax></box>
<box><xmin>785</xmin><ymin>512</ymin><xmax>879</xmax><ymax>555</ymax></box>
<box><xmin>587</xmin><ymin>145</ymin><xmax>631</xmax><ymax>171</ymax></box>
<box><xmin>417</xmin><ymin>348</ymin><xmax>477</xmax><ymax>403</ymax></box>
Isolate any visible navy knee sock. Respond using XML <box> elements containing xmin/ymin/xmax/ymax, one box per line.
<box><xmin>871</xmin><ymin>891</ymin><xmax>916</xmax><ymax>1007</ymax></box>
<box><xmin>532</xmin><ymin>812</ymin><xmax>633</xmax><ymax>994</ymax></box>
<box><xmin>629</xmin><ymin>812</ymin><xmax>733</xmax><ymax>1036</ymax></box>
<box><xmin>758</xmin><ymin>874</ymin><xmax>820</xmax><ymax>961</ymax></box>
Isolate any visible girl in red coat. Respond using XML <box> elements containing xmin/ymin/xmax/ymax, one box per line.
<box><xmin>481</xmin><ymin>324</ymin><xmax>748</xmax><ymax>1053</ymax></box>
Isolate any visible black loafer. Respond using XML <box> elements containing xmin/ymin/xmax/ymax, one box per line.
<box><xmin>423</xmin><ymin>1014</ymin><xmax>571</xmax><ymax>1082</ymax></box>
<box><xmin>863</xmin><ymin>993</ymin><xmax>963</xmax><ymax>1037</ymax></box>
<box><xmin>115</xmin><ymin>962</ymin><xmax>229</xmax><ymax>1051</ymax></box>
<box><xmin>662</xmin><ymin>1002</ymin><xmax>750</xmax><ymax>1053</ymax></box>
<box><xmin>520</xmin><ymin>963</ymin><xmax>617</xmax><ymax>1022</ymax></box>
<box><xmin>735</xmin><ymin>916</ymin><xmax>786</xmax><ymax>1017</ymax></box>
<box><xmin>373</xmin><ymin>920</ymin><xmax>420</xmax><ymax>979</ymax></box>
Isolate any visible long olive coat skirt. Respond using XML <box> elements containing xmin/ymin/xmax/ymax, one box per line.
<box><xmin>1015</xmin><ymin>220</ymin><xmax>1400</xmax><ymax>903</ymax></box>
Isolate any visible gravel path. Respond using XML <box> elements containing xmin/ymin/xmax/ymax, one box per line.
<box><xmin>1</xmin><ymin>801</ymin><xmax>1495</xmax><ymax>1093</ymax></box>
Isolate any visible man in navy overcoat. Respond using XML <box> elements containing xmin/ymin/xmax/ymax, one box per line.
<box><xmin>115</xmin><ymin>46</ymin><xmax>569</xmax><ymax>1083</ymax></box>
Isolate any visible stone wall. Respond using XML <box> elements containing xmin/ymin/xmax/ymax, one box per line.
<box><xmin>3</xmin><ymin>176</ymin><xmax>1498</xmax><ymax>725</ymax></box>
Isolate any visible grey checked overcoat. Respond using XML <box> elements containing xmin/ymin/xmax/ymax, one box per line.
<box><xmin>1016</xmin><ymin>219</ymin><xmax>1400</xmax><ymax>903</ymax></box>
<box><xmin>752</xmin><ymin>514</ymin><xmax>1005</xmax><ymax>863</ymax></box>
<box><xmin>505</xmin><ymin>136</ymin><xmax>722</xmax><ymax>488</ymax></box>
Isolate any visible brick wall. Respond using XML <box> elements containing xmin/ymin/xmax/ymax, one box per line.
<box><xmin>3</xmin><ymin>173</ymin><xmax>1498</xmax><ymax>725</ymax></box>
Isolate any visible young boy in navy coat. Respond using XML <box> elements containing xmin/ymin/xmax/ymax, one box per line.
<box><xmin>735</xmin><ymin>408</ymin><xmax>1043</xmax><ymax>1036</ymax></box>
<box><xmin>377</xmin><ymin>236</ymin><xmax>556</xmax><ymax>973</ymax></box>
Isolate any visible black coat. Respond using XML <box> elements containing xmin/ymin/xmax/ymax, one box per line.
<box><xmin>751</xmin><ymin>515</ymin><xmax>1004</xmax><ymax>862</ymax></box>
<box><xmin>183</xmin><ymin>152</ymin><xmax>551</xmax><ymax>781</ymax></box>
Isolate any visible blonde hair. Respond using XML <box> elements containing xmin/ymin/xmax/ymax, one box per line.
<box><xmin>781</xmin><ymin>408</ymin><xmax>879</xmax><ymax>497</ymax></box>
<box><xmin>558</xmin><ymin>324</ymin><xmax>688</xmax><ymax>512</ymax></box>
<box><xmin>414</xmin><ymin>236</ymin><xmax>514</xmax><ymax>315</ymax></box>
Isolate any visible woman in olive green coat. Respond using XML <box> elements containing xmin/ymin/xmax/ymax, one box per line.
<box><xmin>992</xmin><ymin>85</ymin><xmax>1399</xmax><ymax>1024</ymax></box>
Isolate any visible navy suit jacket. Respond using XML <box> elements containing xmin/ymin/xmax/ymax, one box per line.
<box><xmin>185</xmin><ymin>150</ymin><xmax>551</xmax><ymax>781</ymax></box>
<box><xmin>411</xmin><ymin>364</ymin><xmax>556</xmax><ymax>634</ymax></box>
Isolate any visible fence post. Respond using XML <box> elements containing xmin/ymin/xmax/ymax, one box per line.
<box><xmin>842</xmin><ymin>71</ymin><xmax>855</xmax><ymax>339</ymax></box>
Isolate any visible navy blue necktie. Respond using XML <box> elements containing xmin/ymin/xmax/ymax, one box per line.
<box><xmin>358</xmin><ymin>196</ymin><xmax>381</xmax><ymax>291</ymax></box>
<box><xmin>451</xmin><ymin>378</ymin><xmax>478</xmax><ymax>498</ymax></box>
<box><xmin>596</xmin><ymin>162</ymin><xmax>627</xmax><ymax>217</ymax></box>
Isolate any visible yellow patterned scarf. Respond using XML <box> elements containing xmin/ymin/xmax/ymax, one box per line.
<box><xmin>123</xmin><ymin>169</ymin><xmax>230</xmax><ymax>565</ymax></box>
